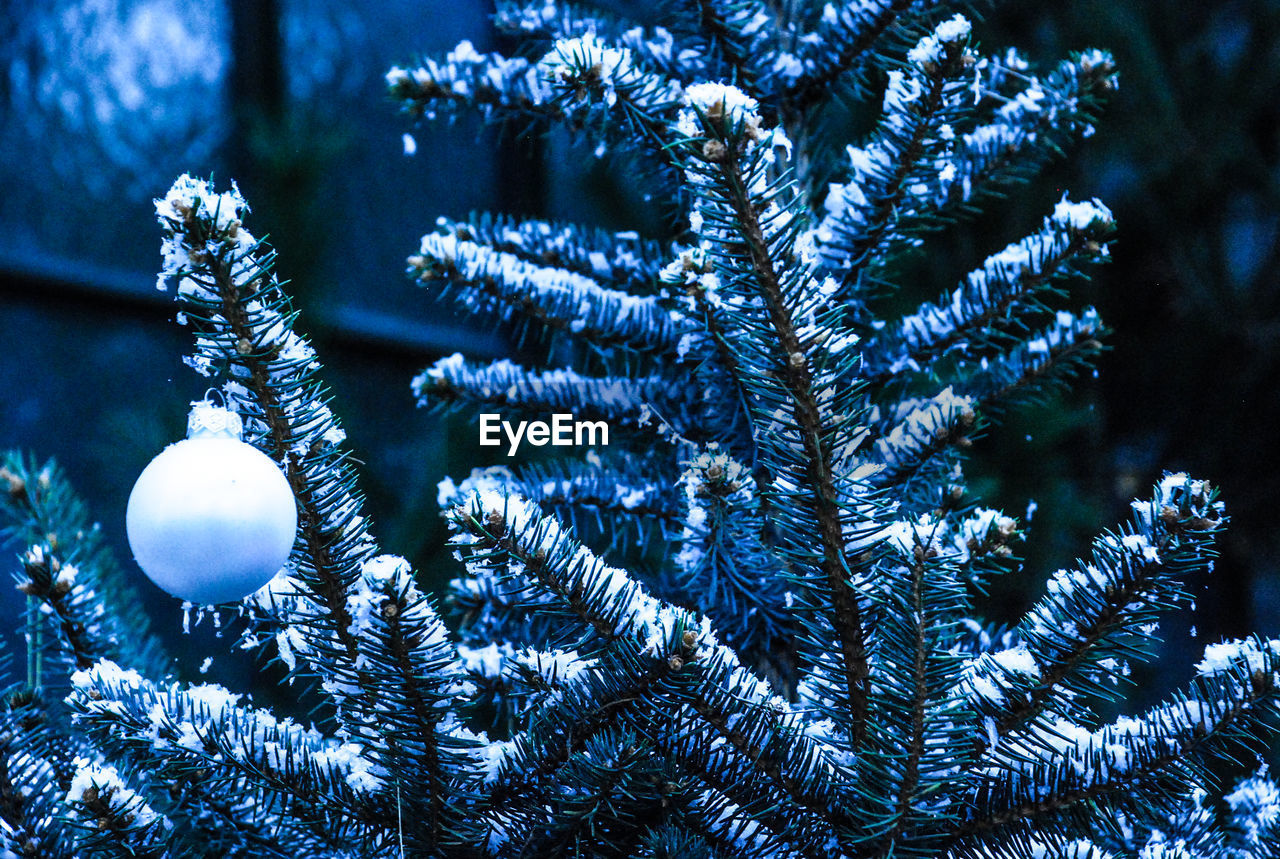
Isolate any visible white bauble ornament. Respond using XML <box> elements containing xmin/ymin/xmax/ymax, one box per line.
<box><xmin>126</xmin><ymin>401</ymin><xmax>297</xmax><ymax>604</ymax></box>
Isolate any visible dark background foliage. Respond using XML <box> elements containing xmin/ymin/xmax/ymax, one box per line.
<box><xmin>975</xmin><ymin>0</ymin><xmax>1280</xmax><ymax>687</ymax></box>
<box><xmin>0</xmin><ymin>0</ymin><xmax>1276</xmax><ymax>703</ymax></box>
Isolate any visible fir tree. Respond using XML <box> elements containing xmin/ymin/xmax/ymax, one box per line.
<box><xmin>3</xmin><ymin>3</ymin><xmax>1279</xmax><ymax>858</ymax></box>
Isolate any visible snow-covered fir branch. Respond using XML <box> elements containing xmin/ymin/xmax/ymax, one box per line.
<box><xmin>409</xmin><ymin>230</ymin><xmax>691</xmax><ymax>356</ymax></box>
<box><xmin>0</xmin><ymin>454</ymin><xmax>167</xmax><ymax>679</ymax></box>
<box><xmin>431</xmin><ymin>212</ymin><xmax>671</xmax><ymax>295</ymax></box>
<box><xmin>1</xmin><ymin>1</ymin><xmax>1273</xmax><ymax>856</ymax></box>
<box><xmin>152</xmin><ymin>175</ymin><xmax>488</xmax><ymax>851</ymax></box>
<box><xmin>0</xmin><ymin>690</ymin><xmax>80</xmax><ymax>857</ymax></box>
<box><xmin>816</xmin><ymin>15</ymin><xmax>980</xmax><ymax>286</ymax></box>
<box><xmin>63</xmin><ymin>759</ymin><xmax>172</xmax><ymax>858</ymax></box>
<box><xmin>782</xmin><ymin>1</ymin><xmax>946</xmax><ymax>105</ymax></box>
<box><xmin>861</xmin><ymin>196</ymin><xmax>1114</xmax><ymax>383</ymax></box>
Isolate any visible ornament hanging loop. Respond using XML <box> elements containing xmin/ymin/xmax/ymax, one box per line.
<box><xmin>187</xmin><ymin>397</ymin><xmax>244</xmax><ymax>440</ymax></box>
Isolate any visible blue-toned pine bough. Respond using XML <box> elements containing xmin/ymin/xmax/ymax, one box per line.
<box><xmin>1</xmin><ymin>4</ymin><xmax>1275</xmax><ymax>858</ymax></box>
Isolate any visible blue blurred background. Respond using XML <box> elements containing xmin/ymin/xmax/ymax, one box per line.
<box><xmin>0</xmin><ymin>0</ymin><xmax>1277</xmax><ymax>703</ymax></box>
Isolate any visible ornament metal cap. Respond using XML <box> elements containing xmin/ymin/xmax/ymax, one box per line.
<box><xmin>187</xmin><ymin>399</ymin><xmax>244</xmax><ymax>440</ymax></box>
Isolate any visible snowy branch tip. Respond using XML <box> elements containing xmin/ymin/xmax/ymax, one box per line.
<box><xmin>155</xmin><ymin>173</ymin><xmax>249</xmax><ymax>232</ymax></box>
